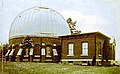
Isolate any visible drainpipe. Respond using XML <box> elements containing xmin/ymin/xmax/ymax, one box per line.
<box><xmin>60</xmin><ymin>37</ymin><xmax>62</xmax><ymax>62</ymax></box>
<box><xmin>92</xmin><ymin>34</ymin><xmax>96</xmax><ymax>66</ymax></box>
<box><xmin>95</xmin><ymin>33</ymin><xmax>97</xmax><ymax>65</ymax></box>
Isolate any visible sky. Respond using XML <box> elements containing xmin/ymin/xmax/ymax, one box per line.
<box><xmin>0</xmin><ymin>0</ymin><xmax>120</xmax><ymax>60</ymax></box>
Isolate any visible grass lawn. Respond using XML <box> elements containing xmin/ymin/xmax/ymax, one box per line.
<box><xmin>0</xmin><ymin>61</ymin><xmax>120</xmax><ymax>74</ymax></box>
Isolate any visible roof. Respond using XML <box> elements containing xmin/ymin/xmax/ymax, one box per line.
<box><xmin>9</xmin><ymin>6</ymin><xmax>70</xmax><ymax>39</ymax></box>
<box><xmin>59</xmin><ymin>31</ymin><xmax>111</xmax><ymax>39</ymax></box>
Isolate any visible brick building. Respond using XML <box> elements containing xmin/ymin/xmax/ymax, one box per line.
<box><xmin>5</xmin><ymin>6</ymin><xmax>115</xmax><ymax>65</ymax></box>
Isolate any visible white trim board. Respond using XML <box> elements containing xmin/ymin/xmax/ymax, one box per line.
<box><xmin>60</xmin><ymin>59</ymin><xmax>105</xmax><ymax>61</ymax></box>
<box><xmin>61</xmin><ymin>59</ymin><xmax>93</xmax><ymax>61</ymax></box>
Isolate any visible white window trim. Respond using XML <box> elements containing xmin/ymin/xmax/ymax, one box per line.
<box><xmin>9</xmin><ymin>49</ymin><xmax>15</xmax><ymax>56</ymax></box>
<box><xmin>68</xmin><ymin>43</ymin><xmax>74</xmax><ymax>56</ymax></box>
<box><xmin>17</xmin><ymin>48</ymin><xmax>23</xmax><ymax>56</ymax></box>
<box><xmin>53</xmin><ymin>44</ymin><xmax>57</xmax><ymax>46</ymax></box>
<box><xmin>81</xmin><ymin>54</ymin><xmax>88</xmax><ymax>56</ymax></box>
<box><xmin>29</xmin><ymin>48</ymin><xmax>34</xmax><ymax>56</ymax></box>
<box><xmin>5</xmin><ymin>50</ymin><xmax>11</xmax><ymax>56</ymax></box>
<box><xmin>34</xmin><ymin>55</ymin><xmax>40</xmax><ymax>57</ymax></box>
<box><xmin>81</xmin><ymin>42</ymin><xmax>88</xmax><ymax>56</ymax></box>
<box><xmin>53</xmin><ymin>49</ymin><xmax>58</xmax><ymax>56</ymax></box>
<box><xmin>67</xmin><ymin>55</ymin><xmax>74</xmax><ymax>56</ymax></box>
<box><xmin>42</xmin><ymin>43</ymin><xmax>45</xmax><ymax>46</ymax></box>
<box><xmin>98</xmin><ymin>54</ymin><xmax>102</xmax><ymax>57</ymax></box>
<box><xmin>41</xmin><ymin>48</ymin><xmax>45</xmax><ymax>55</ymax></box>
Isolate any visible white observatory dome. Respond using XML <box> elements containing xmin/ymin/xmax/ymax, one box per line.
<box><xmin>9</xmin><ymin>6</ymin><xmax>70</xmax><ymax>39</ymax></box>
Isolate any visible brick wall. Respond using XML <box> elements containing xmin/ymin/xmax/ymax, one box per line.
<box><xmin>61</xmin><ymin>34</ymin><xmax>96</xmax><ymax>59</ymax></box>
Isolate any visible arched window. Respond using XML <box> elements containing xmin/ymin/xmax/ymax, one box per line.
<box><xmin>25</xmin><ymin>48</ymin><xmax>29</xmax><ymax>55</ymax></box>
<box><xmin>34</xmin><ymin>44</ymin><xmax>41</xmax><ymax>55</ymax></box>
<box><xmin>46</xmin><ymin>45</ymin><xmax>52</xmax><ymax>57</ymax></box>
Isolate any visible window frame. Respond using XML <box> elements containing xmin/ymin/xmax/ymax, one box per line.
<box><xmin>46</xmin><ymin>46</ymin><xmax>52</xmax><ymax>57</ymax></box>
<box><xmin>81</xmin><ymin>42</ymin><xmax>88</xmax><ymax>56</ymax></box>
<box><xmin>41</xmin><ymin>48</ymin><xmax>46</xmax><ymax>55</ymax></box>
<box><xmin>67</xmin><ymin>43</ymin><xmax>74</xmax><ymax>56</ymax></box>
<box><xmin>98</xmin><ymin>42</ymin><xmax>102</xmax><ymax>56</ymax></box>
<box><xmin>53</xmin><ymin>48</ymin><xmax>58</xmax><ymax>56</ymax></box>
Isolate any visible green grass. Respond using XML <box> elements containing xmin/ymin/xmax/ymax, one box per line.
<box><xmin>0</xmin><ymin>61</ymin><xmax>120</xmax><ymax>74</ymax></box>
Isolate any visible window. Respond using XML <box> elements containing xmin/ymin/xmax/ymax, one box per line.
<box><xmin>68</xmin><ymin>43</ymin><xmax>74</xmax><ymax>56</ymax></box>
<box><xmin>29</xmin><ymin>48</ymin><xmax>34</xmax><ymax>55</ymax></box>
<box><xmin>42</xmin><ymin>43</ymin><xmax>45</xmax><ymax>46</ymax></box>
<box><xmin>81</xmin><ymin>42</ymin><xmax>88</xmax><ymax>56</ymax></box>
<box><xmin>98</xmin><ymin>42</ymin><xmax>101</xmax><ymax>55</ymax></box>
<box><xmin>53</xmin><ymin>44</ymin><xmax>57</xmax><ymax>46</ymax></box>
<box><xmin>53</xmin><ymin>49</ymin><xmax>58</xmax><ymax>56</ymax></box>
<box><xmin>41</xmin><ymin>48</ymin><xmax>45</xmax><ymax>55</ymax></box>
<box><xmin>25</xmin><ymin>48</ymin><xmax>29</xmax><ymax>55</ymax></box>
<box><xmin>46</xmin><ymin>46</ymin><xmax>51</xmax><ymax>57</ymax></box>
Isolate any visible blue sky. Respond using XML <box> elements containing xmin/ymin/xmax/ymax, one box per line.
<box><xmin>0</xmin><ymin>0</ymin><xmax>120</xmax><ymax>60</ymax></box>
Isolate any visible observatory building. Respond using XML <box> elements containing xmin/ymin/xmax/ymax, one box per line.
<box><xmin>5</xmin><ymin>6</ymin><xmax>115</xmax><ymax>65</ymax></box>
